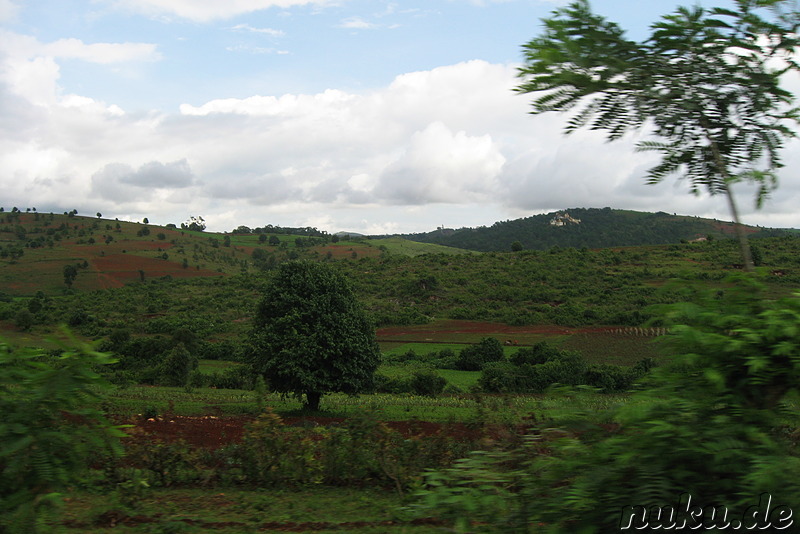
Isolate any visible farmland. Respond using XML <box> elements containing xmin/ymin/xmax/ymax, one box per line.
<box><xmin>3</xmin><ymin>209</ymin><xmax>800</xmax><ymax>532</ymax></box>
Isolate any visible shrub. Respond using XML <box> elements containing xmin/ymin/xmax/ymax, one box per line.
<box><xmin>456</xmin><ymin>337</ymin><xmax>504</xmax><ymax>371</ymax></box>
<box><xmin>0</xmin><ymin>337</ymin><xmax>125</xmax><ymax>533</ymax></box>
<box><xmin>409</xmin><ymin>369</ymin><xmax>447</xmax><ymax>397</ymax></box>
<box><xmin>479</xmin><ymin>344</ymin><xmax>591</xmax><ymax>393</ymax></box>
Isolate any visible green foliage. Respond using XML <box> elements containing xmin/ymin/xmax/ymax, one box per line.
<box><xmin>0</xmin><ymin>336</ymin><xmax>126</xmax><ymax>533</ymax></box>
<box><xmin>236</xmin><ymin>408</ymin><xmax>473</xmax><ymax>491</ymax></box>
<box><xmin>515</xmin><ymin>0</ymin><xmax>800</xmax><ymax>269</ymax></box>
<box><xmin>158</xmin><ymin>342</ymin><xmax>198</xmax><ymax>387</ymax></box>
<box><xmin>249</xmin><ymin>260</ymin><xmax>381</xmax><ymax>410</ymax></box>
<box><xmin>63</xmin><ymin>263</ymin><xmax>78</xmax><ymax>288</ymax></box>
<box><xmin>480</xmin><ymin>344</ymin><xmax>611</xmax><ymax>394</ymax></box>
<box><xmin>402</xmin><ymin>208</ymin><xmax>784</xmax><ymax>252</ymax></box>
<box><xmin>408</xmin><ymin>369</ymin><xmax>447</xmax><ymax>397</ymax></box>
<box><xmin>413</xmin><ymin>275</ymin><xmax>800</xmax><ymax>531</ymax></box>
<box><xmin>456</xmin><ymin>337</ymin><xmax>504</xmax><ymax>371</ymax></box>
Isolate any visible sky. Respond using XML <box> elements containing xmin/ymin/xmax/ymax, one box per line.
<box><xmin>1</xmin><ymin>0</ymin><xmax>798</xmax><ymax>234</ymax></box>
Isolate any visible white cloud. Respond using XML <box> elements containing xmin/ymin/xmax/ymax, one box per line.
<box><xmin>109</xmin><ymin>0</ymin><xmax>334</xmax><ymax>22</ymax></box>
<box><xmin>1</xmin><ymin>50</ymin><xmax>799</xmax><ymax>233</ymax></box>
<box><xmin>339</xmin><ymin>16</ymin><xmax>379</xmax><ymax>29</ymax></box>
<box><xmin>376</xmin><ymin>121</ymin><xmax>505</xmax><ymax>204</ymax></box>
<box><xmin>91</xmin><ymin>160</ymin><xmax>195</xmax><ymax>202</ymax></box>
<box><xmin>231</xmin><ymin>23</ymin><xmax>285</xmax><ymax>37</ymax></box>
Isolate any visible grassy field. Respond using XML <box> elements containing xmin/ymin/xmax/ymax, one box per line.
<box><xmin>103</xmin><ymin>383</ymin><xmax>627</xmax><ymax>422</ymax></box>
<box><xmin>367</xmin><ymin>237</ymin><xmax>473</xmax><ymax>257</ymax></box>
<box><xmin>54</xmin><ymin>487</ymin><xmax>441</xmax><ymax>533</ymax></box>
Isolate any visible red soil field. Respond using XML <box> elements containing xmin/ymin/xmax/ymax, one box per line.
<box><xmin>120</xmin><ymin>413</ymin><xmax>512</xmax><ymax>449</ymax></box>
<box><xmin>93</xmin><ymin>254</ymin><xmax>224</xmax><ymax>283</ymax></box>
<box><xmin>376</xmin><ymin>320</ymin><xmax>615</xmax><ymax>339</ymax></box>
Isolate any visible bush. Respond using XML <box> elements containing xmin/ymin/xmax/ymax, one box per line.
<box><xmin>204</xmin><ymin>365</ymin><xmax>255</xmax><ymax>390</ymax></box>
<box><xmin>0</xmin><ymin>337</ymin><xmax>125</xmax><ymax>533</ymax></box>
<box><xmin>157</xmin><ymin>343</ymin><xmax>198</xmax><ymax>387</ymax></box>
<box><xmin>456</xmin><ymin>337</ymin><xmax>504</xmax><ymax>371</ymax></box>
<box><xmin>409</xmin><ymin>369</ymin><xmax>447</xmax><ymax>397</ymax></box>
<box><xmin>479</xmin><ymin>344</ymin><xmax>592</xmax><ymax>393</ymax></box>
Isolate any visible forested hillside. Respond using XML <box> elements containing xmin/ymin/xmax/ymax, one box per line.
<box><xmin>398</xmin><ymin>207</ymin><xmax>788</xmax><ymax>252</ymax></box>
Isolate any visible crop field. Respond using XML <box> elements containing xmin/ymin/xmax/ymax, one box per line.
<box><xmin>377</xmin><ymin>319</ymin><xmax>662</xmax><ymax>366</ymax></box>
<box><xmin>4</xmin><ymin>211</ymin><xmax>800</xmax><ymax>532</ymax></box>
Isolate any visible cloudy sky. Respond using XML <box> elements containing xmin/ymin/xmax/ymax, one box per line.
<box><xmin>1</xmin><ymin>0</ymin><xmax>798</xmax><ymax>234</ymax></box>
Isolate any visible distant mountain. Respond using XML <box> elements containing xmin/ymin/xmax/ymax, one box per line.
<box><xmin>390</xmin><ymin>208</ymin><xmax>790</xmax><ymax>252</ymax></box>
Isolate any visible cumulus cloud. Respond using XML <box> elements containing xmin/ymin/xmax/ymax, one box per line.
<box><xmin>108</xmin><ymin>0</ymin><xmax>334</xmax><ymax>22</ymax></box>
<box><xmin>376</xmin><ymin>122</ymin><xmax>505</xmax><ymax>204</ymax></box>
<box><xmin>2</xmin><ymin>48</ymin><xmax>799</xmax><ymax>233</ymax></box>
<box><xmin>91</xmin><ymin>159</ymin><xmax>195</xmax><ymax>202</ymax></box>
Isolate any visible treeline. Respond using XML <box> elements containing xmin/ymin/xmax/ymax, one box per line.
<box><xmin>400</xmin><ymin>207</ymin><xmax>789</xmax><ymax>252</ymax></box>
<box><xmin>232</xmin><ymin>224</ymin><xmax>329</xmax><ymax>237</ymax></box>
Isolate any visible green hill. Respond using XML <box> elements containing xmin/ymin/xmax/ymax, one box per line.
<box><xmin>0</xmin><ymin>210</ymin><xmax>386</xmax><ymax>296</ymax></box>
<box><xmin>397</xmin><ymin>207</ymin><xmax>789</xmax><ymax>252</ymax></box>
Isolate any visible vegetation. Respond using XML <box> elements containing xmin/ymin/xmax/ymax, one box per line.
<box><xmin>0</xmin><ymin>203</ymin><xmax>799</xmax><ymax>532</ymax></box>
<box><xmin>515</xmin><ymin>0</ymin><xmax>800</xmax><ymax>270</ymax></box>
<box><xmin>249</xmin><ymin>260</ymin><xmax>381</xmax><ymax>410</ymax></box>
<box><xmin>409</xmin><ymin>275</ymin><xmax>800</xmax><ymax>532</ymax></box>
<box><xmin>401</xmin><ymin>207</ymin><xmax>789</xmax><ymax>252</ymax></box>
<box><xmin>0</xmin><ymin>337</ymin><xmax>125</xmax><ymax>533</ymax></box>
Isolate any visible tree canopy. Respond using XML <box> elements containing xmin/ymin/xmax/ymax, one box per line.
<box><xmin>249</xmin><ymin>260</ymin><xmax>380</xmax><ymax>410</ymax></box>
<box><xmin>516</xmin><ymin>0</ymin><xmax>800</xmax><ymax>269</ymax></box>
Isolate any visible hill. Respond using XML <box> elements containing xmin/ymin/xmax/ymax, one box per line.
<box><xmin>0</xmin><ymin>209</ymin><xmax>474</xmax><ymax>297</ymax></box>
<box><xmin>394</xmin><ymin>207</ymin><xmax>790</xmax><ymax>252</ymax></box>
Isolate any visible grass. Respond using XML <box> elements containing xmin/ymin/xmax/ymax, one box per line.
<box><xmin>103</xmin><ymin>384</ymin><xmax>628</xmax><ymax>423</ymax></box>
<box><xmin>197</xmin><ymin>359</ymin><xmax>241</xmax><ymax>374</ymax></box>
<box><xmin>378</xmin><ymin>364</ymin><xmax>481</xmax><ymax>391</ymax></box>
<box><xmin>54</xmin><ymin>487</ymin><xmax>440</xmax><ymax>533</ymax></box>
<box><xmin>559</xmin><ymin>332</ymin><xmax>666</xmax><ymax>366</ymax></box>
<box><xmin>381</xmin><ymin>342</ymin><xmax>466</xmax><ymax>356</ymax></box>
<box><xmin>367</xmin><ymin>237</ymin><xmax>473</xmax><ymax>257</ymax></box>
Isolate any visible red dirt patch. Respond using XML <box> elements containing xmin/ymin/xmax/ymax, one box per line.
<box><xmin>377</xmin><ymin>320</ymin><xmax>614</xmax><ymax>339</ymax></box>
<box><xmin>314</xmin><ymin>244</ymin><xmax>381</xmax><ymax>259</ymax></box>
<box><xmin>119</xmin><ymin>414</ymin><xmax>502</xmax><ymax>449</ymax></box>
<box><xmin>93</xmin><ymin>254</ymin><xmax>224</xmax><ymax>283</ymax></box>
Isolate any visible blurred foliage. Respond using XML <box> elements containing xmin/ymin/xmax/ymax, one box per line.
<box><xmin>409</xmin><ymin>274</ymin><xmax>800</xmax><ymax>531</ymax></box>
<box><xmin>0</xmin><ymin>335</ymin><xmax>126</xmax><ymax>533</ymax></box>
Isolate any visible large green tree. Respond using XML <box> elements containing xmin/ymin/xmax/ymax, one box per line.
<box><xmin>516</xmin><ymin>0</ymin><xmax>799</xmax><ymax>270</ymax></box>
<box><xmin>249</xmin><ymin>260</ymin><xmax>380</xmax><ymax>411</ymax></box>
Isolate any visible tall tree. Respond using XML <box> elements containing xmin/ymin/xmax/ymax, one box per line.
<box><xmin>516</xmin><ymin>0</ymin><xmax>799</xmax><ymax>270</ymax></box>
<box><xmin>249</xmin><ymin>260</ymin><xmax>380</xmax><ymax>411</ymax></box>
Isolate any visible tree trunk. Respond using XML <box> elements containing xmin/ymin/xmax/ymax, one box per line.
<box><xmin>705</xmin><ymin>130</ymin><xmax>754</xmax><ymax>272</ymax></box>
<box><xmin>304</xmin><ymin>391</ymin><xmax>321</xmax><ymax>411</ymax></box>
<box><xmin>723</xmin><ymin>185</ymin><xmax>755</xmax><ymax>272</ymax></box>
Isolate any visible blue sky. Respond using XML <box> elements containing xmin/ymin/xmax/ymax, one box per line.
<box><xmin>1</xmin><ymin>0</ymin><xmax>797</xmax><ymax>234</ymax></box>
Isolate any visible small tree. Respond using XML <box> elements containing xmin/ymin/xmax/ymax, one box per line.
<box><xmin>62</xmin><ymin>264</ymin><xmax>78</xmax><ymax>288</ymax></box>
<box><xmin>516</xmin><ymin>0</ymin><xmax>800</xmax><ymax>270</ymax></box>
<box><xmin>249</xmin><ymin>260</ymin><xmax>380</xmax><ymax>410</ymax></box>
<box><xmin>158</xmin><ymin>342</ymin><xmax>197</xmax><ymax>387</ymax></box>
